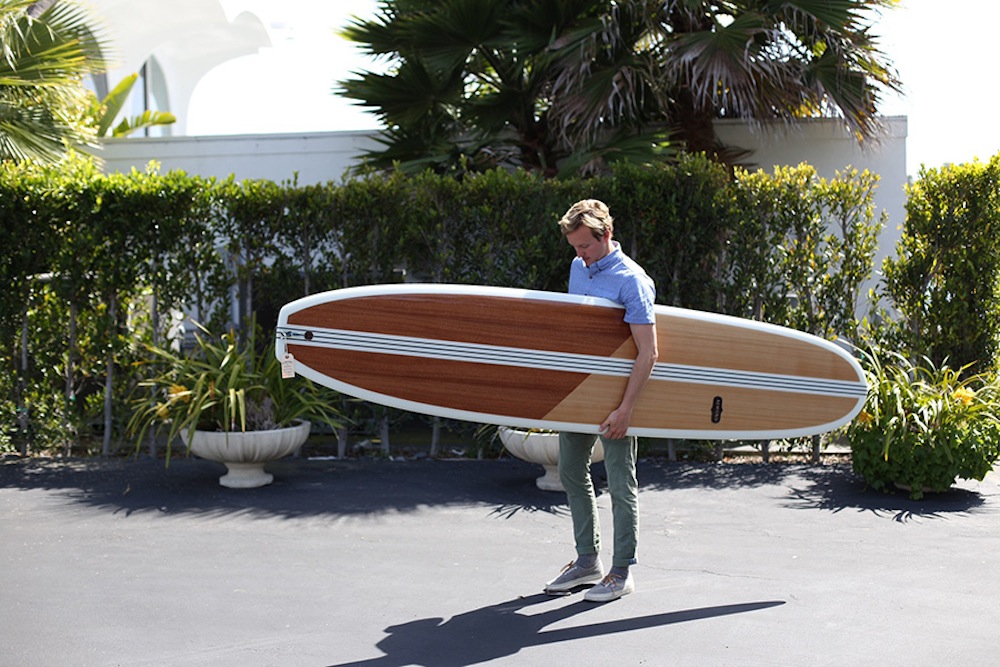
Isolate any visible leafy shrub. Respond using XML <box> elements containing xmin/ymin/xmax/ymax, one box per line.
<box><xmin>728</xmin><ymin>164</ymin><xmax>883</xmax><ymax>338</ymax></box>
<box><xmin>604</xmin><ymin>155</ymin><xmax>737</xmax><ymax>311</ymax></box>
<box><xmin>882</xmin><ymin>157</ymin><xmax>1000</xmax><ymax>371</ymax></box>
<box><xmin>847</xmin><ymin>348</ymin><xmax>1000</xmax><ymax>499</ymax></box>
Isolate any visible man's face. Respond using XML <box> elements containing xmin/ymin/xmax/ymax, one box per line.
<box><xmin>565</xmin><ymin>226</ymin><xmax>612</xmax><ymax>267</ymax></box>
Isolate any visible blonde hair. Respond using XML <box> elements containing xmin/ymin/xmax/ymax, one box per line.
<box><xmin>558</xmin><ymin>199</ymin><xmax>614</xmax><ymax>239</ymax></box>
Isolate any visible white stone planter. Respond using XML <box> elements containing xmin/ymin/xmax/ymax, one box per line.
<box><xmin>497</xmin><ymin>426</ymin><xmax>605</xmax><ymax>492</ymax></box>
<box><xmin>183</xmin><ymin>420</ymin><xmax>310</xmax><ymax>488</ymax></box>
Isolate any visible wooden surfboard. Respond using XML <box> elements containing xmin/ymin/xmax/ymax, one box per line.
<box><xmin>275</xmin><ymin>284</ymin><xmax>867</xmax><ymax>440</ymax></box>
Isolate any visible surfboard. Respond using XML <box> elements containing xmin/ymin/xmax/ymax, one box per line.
<box><xmin>274</xmin><ymin>284</ymin><xmax>867</xmax><ymax>440</ymax></box>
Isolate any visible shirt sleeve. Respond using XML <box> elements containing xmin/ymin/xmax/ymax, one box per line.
<box><xmin>620</xmin><ymin>276</ymin><xmax>657</xmax><ymax>324</ymax></box>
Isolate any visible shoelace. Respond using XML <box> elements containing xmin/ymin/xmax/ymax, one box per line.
<box><xmin>597</xmin><ymin>572</ymin><xmax>626</xmax><ymax>589</ymax></box>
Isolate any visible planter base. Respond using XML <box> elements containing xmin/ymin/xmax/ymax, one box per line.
<box><xmin>535</xmin><ymin>464</ymin><xmax>563</xmax><ymax>492</ymax></box>
<box><xmin>218</xmin><ymin>462</ymin><xmax>275</xmax><ymax>489</ymax></box>
<box><xmin>497</xmin><ymin>427</ymin><xmax>604</xmax><ymax>492</ymax></box>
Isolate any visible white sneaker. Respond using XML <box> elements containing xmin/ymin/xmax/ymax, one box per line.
<box><xmin>584</xmin><ymin>571</ymin><xmax>635</xmax><ymax>602</ymax></box>
<box><xmin>544</xmin><ymin>560</ymin><xmax>604</xmax><ymax>594</ymax></box>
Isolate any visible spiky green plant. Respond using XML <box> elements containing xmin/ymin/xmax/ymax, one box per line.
<box><xmin>847</xmin><ymin>347</ymin><xmax>1000</xmax><ymax>499</ymax></box>
<box><xmin>128</xmin><ymin>320</ymin><xmax>343</xmax><ymax>462</ymax></box>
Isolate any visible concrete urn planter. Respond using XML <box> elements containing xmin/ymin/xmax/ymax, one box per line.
<box><xmin>183</xmin><ymin>420</ymin><xmax>310</xmax><ymax>488</ymax></box>
<box><xmin>497</xmin><ymin>426</ymin><xmax>605</xmax><ymax>492</ymax></box>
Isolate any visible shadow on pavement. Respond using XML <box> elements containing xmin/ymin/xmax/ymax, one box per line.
<box><xmin>327</xmin><ymin>593</ymin><xmax>785</xmax><ymax>667</ymax></box>
<box><xmin>781</xmin><ymin>465</ymin><xmax>992</xmax><ymax>522</ymax></box>
<box><xmin>638</xmin><ymin>459</ymin><xmax>994</xmax><ymax>521</ymax></box>
<box><xmin>0</xmin><ymin>456</ymin><xmax>567</xmax><ymax>521</ymax></box>
<box><xmin>638</xmin><ymin>458</ymin><xmax>826</xmax><ymax>490</ymax></box>
<box><xmin>2</xmin><ymin>456</ymin><xmax>994</xmax><ymax>524</ymax></box>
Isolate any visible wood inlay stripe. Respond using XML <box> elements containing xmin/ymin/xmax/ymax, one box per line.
<box><xmin>278</xmin><ymin>325</ymin><xmax>867</xmax><ymax>399</ymax></box>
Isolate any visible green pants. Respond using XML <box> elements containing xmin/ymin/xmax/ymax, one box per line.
<box><xmin>558</xmin><ymin>431</ymin><xmax>639</xmax><ymax>568</ymax></box>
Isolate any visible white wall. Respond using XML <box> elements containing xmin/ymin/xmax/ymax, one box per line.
<box><xmin>716</xmin><ymin>116</ymin><xmax>908</xmax><ymax>283</ymax></box>
<box><xmin>98</xmin><ymin>131</ymin><xmax>380</xmax><ymax>185</ymax></box>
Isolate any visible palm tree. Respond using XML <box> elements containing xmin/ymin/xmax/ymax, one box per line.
<box><xmin>628</xmin><ymin>0</ymin><xmax>903</xmax><ymax>159</ymax></box>
<box><xmin>0</xmin><ymin>0</ymin><xmax>108</xmax><ymax>163</ymax></box>
<box><xmin>341</xmin><ymin>0</ymin><xmax>629</xmax><ymax>177</ymax></box>
<box><xmin>339</xmin><ymin>0</ymin><xmax>901</xmax><ymax>176</ymax></box>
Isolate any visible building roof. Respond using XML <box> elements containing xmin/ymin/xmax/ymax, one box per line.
<box><xmin>87</xmin><ymin>0</ymin><xmax>270</xmax><ymax>135</ymax></box>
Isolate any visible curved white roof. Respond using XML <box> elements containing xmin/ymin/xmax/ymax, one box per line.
<box><xmin>86</xmin><ymin>0</ymin><xmax>270</xmax><ymax>135</ymax></box>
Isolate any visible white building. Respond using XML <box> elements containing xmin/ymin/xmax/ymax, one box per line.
<box><xmin>86</xmin><ymin>0</ymin><xmax>271</xmax><ymax>137</ymax></box>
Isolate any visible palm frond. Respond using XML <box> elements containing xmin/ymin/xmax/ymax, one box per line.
<box><xmin>0</xmin><ymin>0</ymin><xmax>107</xmax><ymax>164</ymax></box>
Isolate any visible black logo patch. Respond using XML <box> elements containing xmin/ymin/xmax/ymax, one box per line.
<box><xmin>711</xmin><ymin>396</ymin><xmax>724</xmax><ymax>423</ymax></box>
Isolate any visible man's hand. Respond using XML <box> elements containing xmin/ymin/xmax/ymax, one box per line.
<box><xmin>600</xmin><ymin>407</ymin><xmax>633</xmax><ymax>440</ymax></box>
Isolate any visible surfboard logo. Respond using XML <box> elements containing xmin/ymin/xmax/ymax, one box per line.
<box><xmin>711</xmin><ymin>396</ymin><xmax>724</xmax><ymax>423</ymax></box>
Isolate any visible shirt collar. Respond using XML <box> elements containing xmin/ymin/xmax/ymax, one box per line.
<box><xmin>588</xmin><ymin>241</ymin><xmax>622</xmax><ymax>275</ymax></box>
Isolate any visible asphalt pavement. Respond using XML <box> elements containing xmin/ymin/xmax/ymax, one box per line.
<box><xmin>1</xmin><ymin>453</ymin><xmax>998</xmax><ymax>666</ymax></box>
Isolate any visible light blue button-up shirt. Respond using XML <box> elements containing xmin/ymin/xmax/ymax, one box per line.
<box><xmin>568</xmin><ymin>241</ymin><xmax>656</xmax><ymax>324</ymax></box>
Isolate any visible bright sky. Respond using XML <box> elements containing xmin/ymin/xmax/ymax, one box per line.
<box><xmin>186</xmin><ymin>0</ymin><xmax>1000</xmax><ymax>180</ymax></box>
<box><xmin>187</xmin><ymin>1</ymin><xmax>383</xmax><ymax>137</ymax></box>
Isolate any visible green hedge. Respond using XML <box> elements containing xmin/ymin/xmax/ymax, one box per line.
<box><xmin>0</xmin><ymin>153</ymin><xmax>885</xmax><ymax>455</ymax></box>
<box><xmin>882</xmin><ymin>156</ymin><xmax>1000</xmax><ymax>372</ymax></box>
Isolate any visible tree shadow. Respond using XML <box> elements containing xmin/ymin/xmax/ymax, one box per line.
<box><xmin>637</xmin><ymin>459</ymin><xmax>816</xmax><ymax>491</ymax></box>
<box><xmin>5</xmin><ymin>455</ymin><xmax>993</xmax><ymax>525</ymax></box>
<box><xmin>0</xmin><ymin>456</ymin><xmax>567</xmax><ymax>521</ymax></box>
<box><xmin>328</xmin><ymin>593</ymin><xmax>785</xmax><ymax>667</ymax></box>
<box><xmin>633</xmin><ymin>459</ymin><xmax>997</xmax><ymax>523</ymax></box>
<box><xmin>781</xmin><ymin>465</ymin><xmax>992</xmax><ymax>522</ymax></box>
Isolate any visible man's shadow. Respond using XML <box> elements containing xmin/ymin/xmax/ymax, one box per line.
<box><xmin>329</xmin><ymin>593</ymin><xmax>784</xmax><ymax>667</ymax></box>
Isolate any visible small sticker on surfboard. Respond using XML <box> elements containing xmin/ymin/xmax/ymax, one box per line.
<box><xmin>281</xmin><ymin>353</ymin><xmax>296</xmax><ymax>379</ymax></box>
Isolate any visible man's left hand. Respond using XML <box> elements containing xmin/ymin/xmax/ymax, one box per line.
<box><xmin>600</xmin><ymin>408</ymin><xmax>632</xmax><ymax>440</ymax></box>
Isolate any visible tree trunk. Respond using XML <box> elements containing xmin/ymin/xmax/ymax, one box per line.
<box><xmin>102</xmin><ymin>295</ymin><xmax>117</xmax><ymax>457</ymax></box>
<box><xmin>148</xmin><ymin>284</ymin><xmax>159</xmax><ymax>458</ymax></box>
<box><xmin>302</xmin><ymin>228</ymin><xmax>312</xmax><ymax>296</ymax></box>
<box><xmin>672</xmin><ymin>87</ymin><xmax>721</xmax><ymax>157</ymax></box>
<box><xmin>337</xmin><ymin>426</ymin><xmax>349</xmax><ymax>459</ymax></box>
<box><xmin>64</xmin><ymin>303</ymin><xmax>77</xmax><ymax>457</ymax></box>
<box><xmin>430</xmin><ymin>417</ymin><xmax>441</xmax><ymax>457</ymax></box>
<box><xmin>17</xmin><ymin>305</ymin><xmax>29</xmax><ymax>456</ymax></box>
<box><xmin>379</xmin><ymin>413</ymin><xmax>391</xmax><ymax>455</ymax></box>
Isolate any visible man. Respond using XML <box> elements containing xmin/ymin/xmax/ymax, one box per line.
<box><xmin>544</xmin><ymin>199</ymin><xmax>658</xmax><ymax>602</ymax></box>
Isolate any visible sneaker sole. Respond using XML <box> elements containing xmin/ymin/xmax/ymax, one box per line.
<box><xmin>584</xmin><ymin>581</ymin><xmax>635</xmax><ymax>602</ymax></box>
<box><xmin>544</xmin><ymin>571</ymin><xmax>604</xmax><ymax>593</ymax></box>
